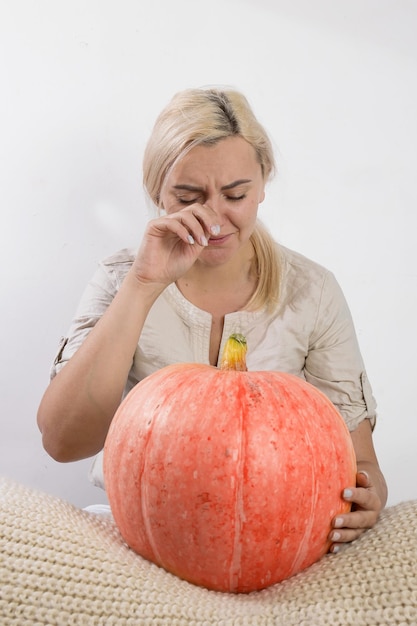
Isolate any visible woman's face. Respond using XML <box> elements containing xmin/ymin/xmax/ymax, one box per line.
<box><xmin>159</xmin><ymin>136</ymin><xmax>266</xmax><ymax>267</ymax></box>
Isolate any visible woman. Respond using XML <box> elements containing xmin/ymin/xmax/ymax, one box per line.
<box><xmin>37</xmin><ymin>87</ymin><xmax>388</xmax><ymax>553</ymax></box>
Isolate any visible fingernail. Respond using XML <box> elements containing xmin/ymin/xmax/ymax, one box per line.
<box><xmin>334</xmin><ymin>517</ymin><xmax>343</xmax><ymax>528</ymax></box>
<box><xmin>210</xmin><ymin>224</ymin><xmax>221</xmax><ymax>235</ymax></box>
<box><xmin>187</xmin><ymin>235</ymin><xmax>195</xmax><ymax>244</ymax></box>
<box><xmin>332</xmin><ymin>531</ymin><xmax>341</xmax><ymax>541</ymax></box>
<box><xmin>200</xmin><ymin>236</ymin><xmax>208</xmax><ymax>246</ymax></box>
<box><xmin>343</xmin><ymin>489</ymin><xmax>353</xmax><ymax>499</ymax></box>
<box><xmin>332</xmin><ymin>545</ymin><xmax>341</xmax><ymax>554</ymax></box>
<box><xmin>358</xmin><ymin>470</ymin><xmax>369</xmax><ymax>480</ymax></box>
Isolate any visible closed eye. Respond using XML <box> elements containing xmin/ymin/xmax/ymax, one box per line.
<box><xmin>177</xmin><ymin>196</ymin><xmax>201</xmax><ymax>205</ymax></box>
<box><xmin>226</xmin><ymin>194</ymin><xmax>246</xmax><ymax>201</ymax></box>
<box><xmin>177</xmin><ymin>193</ymin><xmax>246</xmax><ymax>204</ymax></box>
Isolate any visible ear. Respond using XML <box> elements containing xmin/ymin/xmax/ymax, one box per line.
<box><xmin>259</xmin><ymin>187</ymin><xmax>266</xmax><ymax>204</ymax></box>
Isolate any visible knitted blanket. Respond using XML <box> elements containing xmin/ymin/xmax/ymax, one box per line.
<box><xmin>1</xmin><ymin>476</ymin><xmax>416</xmax><ymax>626</ymax></box>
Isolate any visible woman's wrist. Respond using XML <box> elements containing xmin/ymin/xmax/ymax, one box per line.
<box><xmin>122</xmin><ymin>266</ymin><xmax>168</xmax><ymax>305</ymax></box>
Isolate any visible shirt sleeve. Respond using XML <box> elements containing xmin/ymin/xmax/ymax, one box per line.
<box><xmin>304</xmin><ymin>271</ymin><xmax>377</xmax><ymax>432</ymax></box>
<box><xmin>50</xmin><ymin>249</ymin><xmax>134</xmax><ymax>379</ymax></box>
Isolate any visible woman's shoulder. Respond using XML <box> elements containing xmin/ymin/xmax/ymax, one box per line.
<box><xmin>100</xmin><ymin>247</ymin><xmax>137</xmax><ymax>268</ymax></box>
<box><xmin>277</xmin><ymin>244</ymin><xmax>331</xmax><ymax>281</ymax></box>
<box><xmin>85</xmin><ymin>248</ymin><xmax>137</xmax><ymax>292</ymax></box>
<box><xmin>274</xmin><ymin>243</ymin><xmax>346</xmax><ymax>312</ymax></box>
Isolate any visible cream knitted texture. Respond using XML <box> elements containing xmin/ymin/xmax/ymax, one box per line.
<box><xmin>1</xmin><ymin>476</ymin><xmax>416</xmax><ymax>626</ymax></box>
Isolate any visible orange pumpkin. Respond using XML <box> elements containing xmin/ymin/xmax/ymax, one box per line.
<box><xmin>104</xmin><ymin>334</ymin><xmax>356</xmax><ymax>593</ymax></box>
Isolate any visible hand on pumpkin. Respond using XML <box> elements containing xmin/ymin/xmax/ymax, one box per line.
<box><xmin>329</xmin><ymin>470</ymin><xmax>383</xmax><ymax>553</ymax></box>
<box><xmin>132</xmin><ymin>203</ymin><xmax>221</xmax><ymax>287</ymax></box>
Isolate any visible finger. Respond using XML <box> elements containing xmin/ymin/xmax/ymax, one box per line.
<box><xmin>328</xmin><ymin>513</ymin><xmax>371</xmax><ymax>550</ymax></box>
<box><xmin>332</xmin><ymin>505</ymin><xmax>379</xmax><ymax>536</ymax></box>
<box><xmin>329</xmin><ymin>526</ymin><xmax>366</xmax><ymax>549</ymax></box>
<box><xmin>173</xmin><ymin>204</ymin><xmax>221</xmax><ymax>243</ymax></box>
<box><xmin>356</xmin><ymin>470</ymin><xmax>371</xmax><ymax>488</ymax></box>
<box><xmin>163</xmin><ymin>212</ymin><xmax>207</xmax><ymax>247</ymax></box>
<box><xmin>330</xmin><ymin>535</ymin><xmax>365</xmax><ymax>553</ymax></box>
<box><xmin>150</xmin><ymin>216</ymin><xmax>206</xmax><ymax>247</ymax></box>
<box><xmin>343</xmin><ymin>485</ymin><xmax>380</xmax><ymax>512</ymax></box>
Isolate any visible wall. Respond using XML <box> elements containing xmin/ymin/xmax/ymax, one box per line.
<box><xmin>1</xmin><ymin>0</ymin><xmax>416</xmax><ymax>508</ymax></box>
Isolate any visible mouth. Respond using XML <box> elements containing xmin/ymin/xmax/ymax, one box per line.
<box><xmin>208</xmin><ymin>234</ymin><xmax>231</xmax><ymax>246</ymax></box>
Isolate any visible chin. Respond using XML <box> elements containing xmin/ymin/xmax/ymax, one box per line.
<box><xmin>198</xmin><ymin>248</ymin><xmax>234</xmax><ymax>267</ymax></box>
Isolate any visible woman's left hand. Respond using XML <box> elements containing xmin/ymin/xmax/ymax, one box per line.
<box><xmin>329</xmin><ymin>470</ymin><xmax>383</xmax><ymax>552</ymax></box>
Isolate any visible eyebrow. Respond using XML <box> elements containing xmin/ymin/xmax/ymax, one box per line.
<box><xmin>173</xmin><ymin>179</ymin><xmax>252</xmax><ymax>192</ymax></box>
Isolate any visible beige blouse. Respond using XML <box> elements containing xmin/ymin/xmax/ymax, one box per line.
<box><xmin>52</xmin><ymin>244</ymin><xmax>377</xmax><ymax>489</ymax></box>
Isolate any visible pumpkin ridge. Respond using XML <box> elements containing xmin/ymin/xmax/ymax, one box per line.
<box><xmin>228</xmin><ymin>373</ymin><xmax>247</xmax><ymax>592</ymax></box>
<box><xmin>289</xmin><ymin>423</ymin><xmax>321</xmax><ymax>572</ymax></box>
<box><xmin>138</xmin><ymin>397</ymin><xmax>164</xmax><ymax>565</ymax></box>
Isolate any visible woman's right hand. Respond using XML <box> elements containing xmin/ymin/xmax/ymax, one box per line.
<box><xmin>131</xmin><ymin>203</ymin><xmax>221</xmax><ymax>287</ymax></box>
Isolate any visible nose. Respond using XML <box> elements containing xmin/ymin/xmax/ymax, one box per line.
<box><xmin>204</xmin><ymin>192</ymin><xmax>224</xmax><ymax>219</ymax></box>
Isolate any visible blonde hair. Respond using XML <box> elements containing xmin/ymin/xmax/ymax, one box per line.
<box><xmin>143</xmin><ymin>88</ymin><xmax>281</xmax><ymax>311</ymax></box>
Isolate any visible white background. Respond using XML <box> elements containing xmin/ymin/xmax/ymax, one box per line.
<box><xmin>1</xmin><ymin>0</ymin><xmax>416</xmax><ymax>508</ymax></box>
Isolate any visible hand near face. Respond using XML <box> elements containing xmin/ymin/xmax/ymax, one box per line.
<box><xmin>131</xmin><ymin>203</ymin><xmax>221</xmax><ymax>288</ymax></box>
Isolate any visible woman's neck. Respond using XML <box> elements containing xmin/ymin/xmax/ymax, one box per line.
<box><xmin>176</xmin><ymin>247</ymin><xmax>258</xmax><ymax>316</ymax></box>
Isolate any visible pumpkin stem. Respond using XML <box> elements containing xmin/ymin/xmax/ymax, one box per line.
<box><xmin>219</xmin><ymin>334</ymin><xmax>248</xmax><ymax>371</ymax></box>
